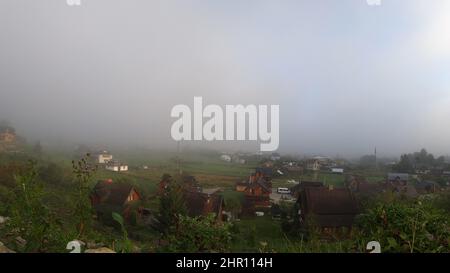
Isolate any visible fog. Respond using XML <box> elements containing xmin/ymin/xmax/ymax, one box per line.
<box><xmin>1</xmin><ymin>0</ymin><xmax>449</xmax><ymax>158</ymax></box>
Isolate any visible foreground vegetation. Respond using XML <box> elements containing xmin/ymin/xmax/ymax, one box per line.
<box><xmin>0</xmin><ymin>148</ymin><xmax>449</xmax><ymax>253</ymax></box>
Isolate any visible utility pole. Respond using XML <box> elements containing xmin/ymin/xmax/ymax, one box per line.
<box><xmin>177</xmin><ymin>140</ymin><xmax>182</xmax><ymax>175</ymax></box>
<box><xmin>375</xmin><ymin>146</ymin><xmax>378</xmax><ymax>170</ymax></box>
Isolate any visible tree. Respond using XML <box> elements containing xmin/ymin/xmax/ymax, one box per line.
<box><xmin>393</xmin><ymin>154</ymin><xmax>414</xmax><ymax>173</ymax></box>
<box><xmin>394</xmin><ymin>149</ymin><xmax>441</xmax><ymax>172</ymax></box>
<box><xmin>157</xmin><ymin>175</ymin><xmax>187</xmax><ymax>233</ymax></box>
<box><xmin>163</xmin><ymin>214</ymin><xmax>232</xmax><ymax>253</ymax></box>
<box><xmin>355</xmin><ymin>199</ymin><xmax>449</xmax><ymax>253</ymax></box>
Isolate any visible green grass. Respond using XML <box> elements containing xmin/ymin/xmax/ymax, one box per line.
<box><xmin>231</xmin><ymin>215</ymin><xmax>286</xmax><ymax>252</ymax></box>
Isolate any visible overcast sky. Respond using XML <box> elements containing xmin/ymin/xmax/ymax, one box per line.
<box><xmin>0</xmin><ymin>0</ymin><xmax>449</xmax><ymax>157</ymax></box>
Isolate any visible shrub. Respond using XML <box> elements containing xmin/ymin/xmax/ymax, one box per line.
<box><xmin>355</xmin><ymin>199</ymin><xmax>449</xmax><ymax>253</ymax></box>
<box><xmin>163</xmin><ymin>214</ymin><xmax>232</xmax><ymax>253</ymax></box>
<box><xmin>5</xmin><ymin>161</ymin><xmax>67</xmax><ymax>252</ymax></box>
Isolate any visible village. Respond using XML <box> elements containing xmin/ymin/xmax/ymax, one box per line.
<box><xmin>0</xmin><ymin>124</ymin><xmax>449</xmax><ymax>253</ymax></box>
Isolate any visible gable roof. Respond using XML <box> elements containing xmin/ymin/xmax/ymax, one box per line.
<box><xmin>91</xmin><ymin>180</ymin><xmax>139</xmax><ymax>207</ymax></box>
<box><xmin>291</xmin><ymin>181</ymin><xmax>324</xmax><ymax>194</ymax></box>
<box><xmin>255</xmin><ymin>167</ymin><xmax>272</xmax><ymax>177</ymax></box>
<box><xmin>255</xmin><ymin>177</ymin><xmax>272</xmax><ymax>193</ymax></box>
<box><xmin>300</xmin><ymin>187</ymin><xmax>359</xmax><ymax>227</ymax></box>
<box><xmin>181</xmin><ymin>175</ymin><xmax>202</xmax><ymax>192</ymax></box>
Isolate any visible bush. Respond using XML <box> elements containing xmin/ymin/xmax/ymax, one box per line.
<box><xmin>5</xmin><ymin>161</ymin><xmax>68</xmax><ymax>252</ymax></box>
<box><xmin>162</xmin><ymin>214</ymin><xmax>232</xmax><ymax>253</ymax></box>
<box><xmin>355</xmin><ymin>199</ymin><xmax>449</xmax><ymax>253</ymax></box>
<box><xmin>157</xmin><ymin>177</ymin><xmax>187</xmax><ymax>233</ymax></box>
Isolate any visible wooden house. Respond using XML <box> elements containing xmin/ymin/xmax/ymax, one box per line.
<box><xmin>92</xmin><ymin>150</ymin><xmax>113</xmax><ymax>164</ymax></box>
<box><xmin>238</xmin><ymin>168</ymin><xmax>273</xmax><ymax>213</ymax></box>
<box><xmin>345</xmin><ymin>175</ymin><xmax>384</xmax><ymax>199</ymax></box>
<box><xmin>182</xmin><ymin>175</ymin><xmax>202</xmax><ymax>192</ymax></box>
<box><xmin>184</xmin><ymin>191</ymin><xmax>225</xmax><ymax>222</ymax></box>
<box><xmin>297</xmin><ymin>187</ymin><xmax>359</xmax><ymax>230</ymax></box>
<box><xmin>90</xmin><ymin>179</ymin><xmax>142</xmax><ymax>221</ymax></box>
<box><xmin>0</xmin><ymin>127</ymin><xmax>17</xmax><ymax>152</ymax></box>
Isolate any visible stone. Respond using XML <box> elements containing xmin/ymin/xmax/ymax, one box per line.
<box><xmin>84</xmin><ymin>247</ymin><xmax>116</xmax><ymax>253</ymax></box>
<box><xmin>15</xmin><ymin>236</ymin><xmax>26</xmax><ymax>248</ymax></box>
<box><xmin>0</xmin><ymin>216</ymin><xmax>9</xmax><ymax>225</ymax></box>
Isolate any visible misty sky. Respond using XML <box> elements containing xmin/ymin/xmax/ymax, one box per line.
<box><xmin>0</xmin><ymin>0</ymin><xmax>449</xmax><ymax>157</ymax></box>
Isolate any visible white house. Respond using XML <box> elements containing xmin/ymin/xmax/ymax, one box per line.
<box><xmin>95</xmin><ymin>150</ymin><xmax>113</xmax><ymax>164</ymax></box>
<box><xmin>105</xmin><ymin>161</ymin><xmax>128</xmax><ymax>172</ymax></box>
<box><xmin>220</xmin><ymin>154</ymin><xmax>232</xmax><ymax>162</ymax></box>
<box><xmin>331</xmin><ymin>168</ymin><xmax>344</xmax><ymax>174</ymax></box>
